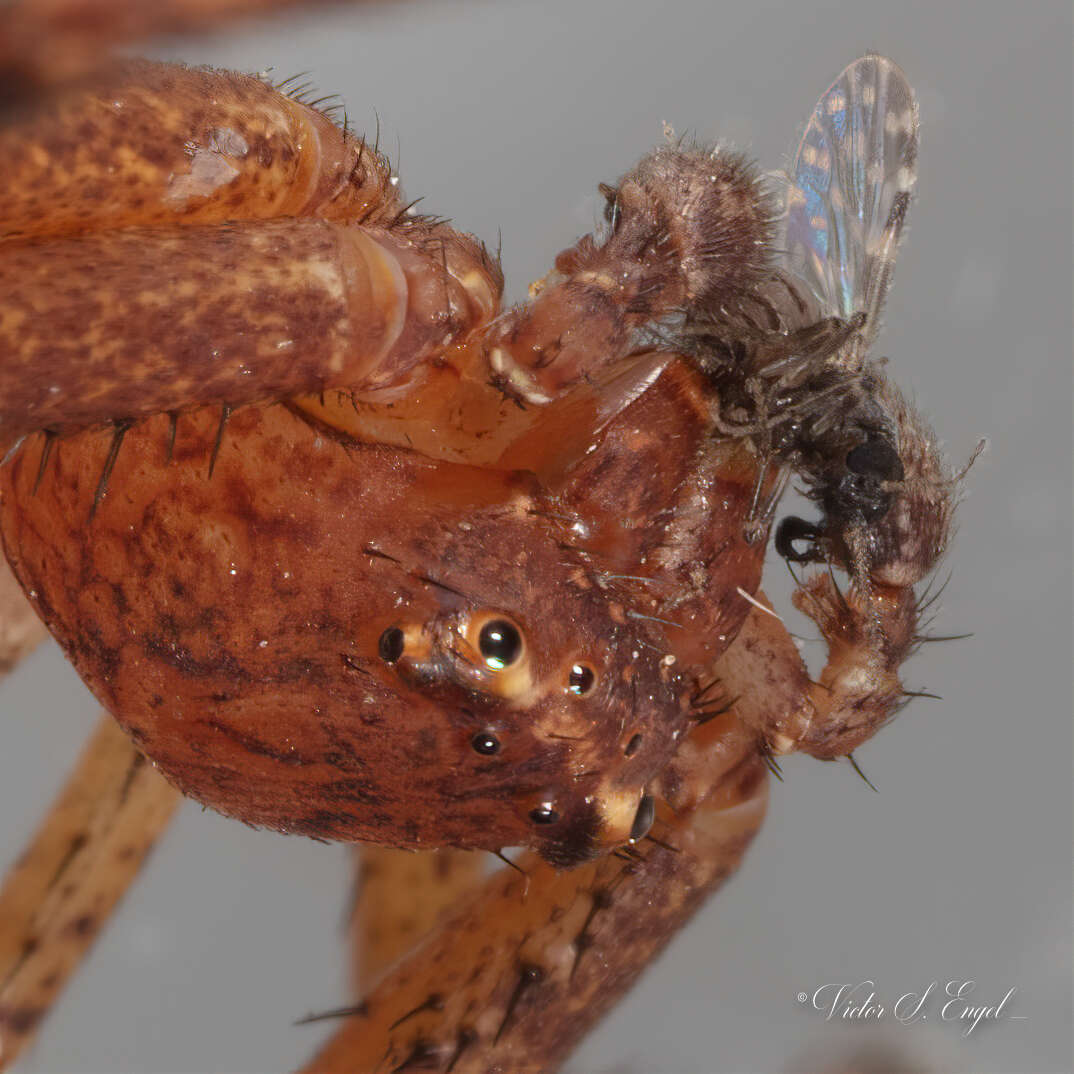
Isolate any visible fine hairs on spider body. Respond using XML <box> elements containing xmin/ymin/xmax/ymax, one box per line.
<box><xmin>0</xmin><ymin>16</ymin><xmax>980</xmax><ymax>1072</ymax></box>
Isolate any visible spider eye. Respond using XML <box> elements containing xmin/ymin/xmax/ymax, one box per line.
<box><xmin>477</xmin><ymin>619</ymin><xmax>523</xmax><ymax>670</ymax></box>
<box><xmin>629</xmin><ymin>794</ymin><xmax>655</xmax><ymax>842</ymax></box>
<box><xmin>529</xmin><ymin>803</ymin><xmax>560</xmax><ymax>825</ymax></box>
<box><xmin>624</xmin><ymin>733</ymin><xmax>643</xmax><ymax>757</ymax></box>
<box><xmin>471</xmin><ymin>731</ymin><xmax>501</xmax><ymax>756</ymax></box>
<box><xmin>456</xmin><ymin>613</ymin><xmax>530</xmax><ymax>699</ymax></box>
<box><xmin>567</xmin><ymin>663</ymin><xmax>596</xmax><ymax>695</ymax></box>
<box><xmin>378</xmin><ymin>626</ymin><xmax>405</xmax><ymax>663</ymax></box>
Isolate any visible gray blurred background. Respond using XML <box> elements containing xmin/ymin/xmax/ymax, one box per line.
<box><xmin>1</xmin><ymin>1</ymin><xmax>1070</xmax><ymax>1072</ymax></box>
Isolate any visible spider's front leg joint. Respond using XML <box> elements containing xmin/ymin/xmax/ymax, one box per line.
<box><xmin>715</xmin><ymin>573</ymin><xmax>922</xmax><ymax>763</ymax></box>
<box><xmin>788</xmin><ymin>573</ymin><xmax>917</xmax><ymax>758</ymax></box>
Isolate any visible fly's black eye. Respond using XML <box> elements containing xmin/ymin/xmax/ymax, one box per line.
<box><xmin>846</xmin><ymin>437</ymin><xmax>904</xmax><ymax>482</ymax></box>
<box><xmin>775</xmin><ymin>516</ymin><xmax>824</xmax><ymax>563</ymax></box>
<box><xmin>478</xmin><ymin>619</ymin><xmax>522</xmax><ymax>670</ymax></box>
<box><xmin>567</xmin><ymin>663</ymin><xmax>596</xmax><ymax>695</ymax></box>
<box><xmin>529</xmin><ymin>804</ymin><xmax>560</xmax><ymax>825</ymax></box>
<box><xmin>471</xmin><ymin>731</ymin><xmax>500</xmax><ymax>756</ymax></box>
<box><xmin>378</xmin><ymin>627</ymin><xmax>404</xmax><ymax>663</ymax></box>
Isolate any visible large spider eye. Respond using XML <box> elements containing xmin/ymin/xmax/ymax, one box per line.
<box><xmin>378</xmin><ymin>626</ymin><xmax>404</xmax><ymax>663</ymax></box>
<box><xmin>471</xmin><ymin>731</ymin><xmax>501</xmax><ymax>756</ymax></box>
<box><xmin>477</xmin><ymin>619</ymin><xmax>523</xmax><ymax>670</ymax></box>
<box><xmin>567</xmin><ymin>663</ymin><xmax>596</xmax><ymax>696</ymax></box>
<box><xmin>456</xmin><ymin>613</ymin><xmax>530</xmax><ymax>700</ymax></box>
<box><xmin>529</xmin><ymin>803</ymin><xmax>560</xmax><ymax>825</ymax></box>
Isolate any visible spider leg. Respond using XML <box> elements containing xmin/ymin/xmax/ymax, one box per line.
<box><xmin>0</xmin><ymin>557</ymin><xmax>47</xmax><ymax>677</ymax></box>
<box><xmin>298</xmin><ymin>717</ymin><xmax>767</xmax><ymax>1074</ymax></box>
<box><xmin>352</xmin><ymin>848</ymin><xmax>485</xmax><ymax>994</ymax></box>
<box><xmin>0</xmin><ymin>714</ymin><xmax>180</xmax><ymax>1070</ymax></box>
<box><xmin>0</xmin><ymin>0</ymin><xmax>344</xmax><ymax>99</ymax></box>
<box><xmin>0</xmin><ymin>61</ymin><xmax>501</xmax><ymax>443</ymax></box>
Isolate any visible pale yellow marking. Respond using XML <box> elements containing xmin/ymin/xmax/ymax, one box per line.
<box><xmin>574</xmin><ymin>270</ymin><xmax>618</xmax><ymax>291</ymax></box>
<box><xmin>460</xmin><ymin>268</ymin><xmax>497</xmax><ymax>309</ymax></box>
<box><xmin>598</xmin><ymin>789</ymin><xmax>643</xmax><ymax>843</ymax></box>
<box><xmin>488</xmin><ymin>347</ymin><xmax>552</xmax><ymax>405</ymax></box>
<box><xmin>770</xmin><ymin>732</ymin><xmax>797</xmax><ymax>755</ymax></box>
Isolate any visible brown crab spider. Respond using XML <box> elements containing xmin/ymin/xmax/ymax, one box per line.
<box><xmin>0</xmin><ymin>7</ymin><xmax>980</xmax><ymax>1073</ymax></box>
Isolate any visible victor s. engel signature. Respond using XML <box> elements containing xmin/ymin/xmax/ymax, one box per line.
<box><xmin>799</xmin><ymin>979</ymin><xmax>1024</xmax><ymax>1036</ymax></box>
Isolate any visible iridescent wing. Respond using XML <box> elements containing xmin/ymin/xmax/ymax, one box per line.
<box><xmin>782</xmin><ymin>54</ymin><xmax>919</xmax><ymax>370</ymax></box>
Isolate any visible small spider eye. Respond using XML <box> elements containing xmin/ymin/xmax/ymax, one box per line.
<box><xmin>529</xmin><ymin>803</ymin><xmax>560</xmax><ymax>825</ymax></box>
<box><xmin>624</xmin><ymin>733</ymin><xmax>643</xmax><ymax>757</ymax></box>
<box><xmin>478</xmin><ymin>619</ymin><xmax>523</xmax><ymax>670</ymax></box>
<box><xmin>378</xmin><ymin>626</ymin><xmax>404</xmax><ymax>663</ymax></box>
<box><xmin>471</xmin><ymin>731</ymin><xmax>501</xmax><ymax>756</ymax></box>
<box><xmin>567</xmin><ymin>663</ymin><xmax>596</xmax><ymax>695</ymax></box>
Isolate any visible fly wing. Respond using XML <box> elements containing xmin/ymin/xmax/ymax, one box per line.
<box><xmin>781</xmin><ymin>54</ymin><xmax>919</xmax><ymax>370</ymax></box>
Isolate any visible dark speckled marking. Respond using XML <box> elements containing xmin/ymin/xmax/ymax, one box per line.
<box><xmin>445</xmin><ymin>1027</ymin><xmax>479</xmax><ymax>1072</ymax></box>
<box><xmin>142</xmin><ymin>634</ymin><xmax>250</xmax><ymax>682</ymax></box>
<box><xmin>205</xmin><ymin>719</ymin><xmax>313</xmax><ymax>767</ymax></box>
<box><xmin>319</xmin><ymin>778</ymin><xmax>383</xmax><ymax>806</ymax></box>
<box><xmin>538</xmin><ymin>801</ymin><xmax>603</xmax><ymax>870</ymax></box>
<box><xmin>292</xmin><ymin>809</ymin><xmax>364</xmax><ymax>838</ymax></box>
<box><xmin>67</xmin><ymin>913</ymin><xmax>96</xmax><ymax>937</ymax></box>
<box><xmin>494</xmin><ymin>963</ymin><xmax>546</xmax><ymax>1045</ymax></box>
<box><xmin>0</xmin><ymin>1006</ymin><xmax>45</xmax><ymax>1034</ymax></box>
<box><xmin>389</xmin><ymin>1038</ymin><xmax>440</xmax><ymax>1073</ymax></box>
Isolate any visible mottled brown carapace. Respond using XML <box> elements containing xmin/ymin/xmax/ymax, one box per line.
<box><xmin>1</xmin><ymin>362</ymin><xmax>768</xmax><ymax>867</ymax></box>
<box><xmin>0</xmin><ymin>59</ymin><xmax>780</xmax><ymax>868</ymax></box>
